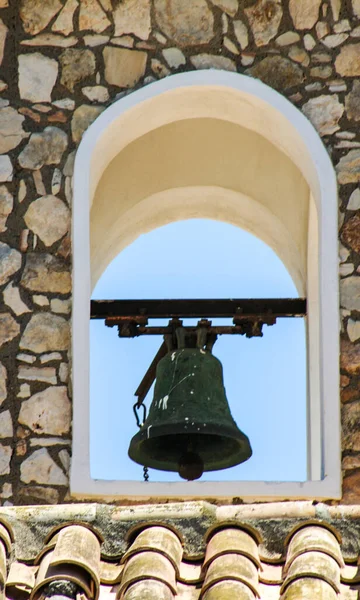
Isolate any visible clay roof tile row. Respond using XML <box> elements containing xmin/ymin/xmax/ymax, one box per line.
<box><xmin>0</xmin><ymin>515</ymin><xmax>358</xmax><ymax>600</ymax></box>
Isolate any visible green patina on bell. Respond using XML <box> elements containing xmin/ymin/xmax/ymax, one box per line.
<box><xmin>128</xmin><ymin>348</ymin><xmax>252</xmax><ymax>480</ymax></box>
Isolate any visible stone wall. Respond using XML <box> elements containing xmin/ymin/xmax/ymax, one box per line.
<box><xmin>0</xmin><ymin>0</ymin><xmax>360</xmax><ymax>505</ymax></box>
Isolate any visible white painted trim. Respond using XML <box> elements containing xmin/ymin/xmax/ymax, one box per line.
<box><xmin>71</xmin><ymin>70</ymin><xmax>341</xmax><ymax>500</ymax></box>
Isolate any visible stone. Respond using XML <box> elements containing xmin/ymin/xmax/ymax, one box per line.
<box><xmin>335</xmin><ymin>20</ymin><xmax>351</xmax><ymax>33</ymax></box>
<box><xmin>302</xmin><ymin>95</ymin><xmax>344</xmax><ymax>136</ymax></box>
<box><xmin>336</xmin><ymin>44</ymin><xmax>360</xmax><ymax>77</ymax></box>
<box><xmin>63</xmin><ymin>150</ymin><xmax>76</xmax><ymax>176</ymax></box>
<box><xmin>0</xmin><ymin>363</ymin><xmax>6</xmax><ymax>405</ymax></box>
<box><xmin>340</xmin><ymin>263</ymin><xmax>354</xmax><ymax>277</ymax></box>
<box><xmin>340</xmin><ymin>244</ymin><xmax>350</xmax><ymax>263</ymax></box>
<box><xmin>0</xmin><ymin>483</ymin><xmax>12</xmax><ymax>499</ymax></box>
<box><xmin>20</xmin><ymin>313</ymin><xmax>70</xmax><ymax>353</ymax></box>
<box><xmin>341</xmin><ymin>338</ymin><xmax>360</xmax><ymax>377</ymax></box>
<box><xmin>79</xmin><ymin>0</ymin><xmax>111</xmax><ymax>33</ymax></box>
<box><xmin>233</xmin><ymin>20</ymin><xmax>248</xmax><ymax>49</ymax></box>
<box><xmin>0</xmin><ymin>445</ymin><xmax>11</xmax><ymax>475</ymax></box>
<box><xmin>0</xmin><ymin>156</ymin><xmax>13</xmax><ymax>182</ymax></box>
<box><xmin>322</xmin><ymin>33</ymin><xmax>349</xmax><ymax>48</ymax></box>
<box><xmin>52</xmin><ymin>0</ymin><xmax>78</xmax><ymax>36</ymax></box>
<box><xmin>288</xmin><ymin>46</ymin><xmax>310</xmax><ymax>67</ymax></box>
<box><xmin>111</xmin><ymin>35</ymin><xmax>134</xmax><ymax>47</ymax></box>
<box><xmin>20</xmin><ymin>0</ymin><xmax>63</xmax><ymax>35</ymax></box>
<box><xmin>71</xmin><ymin>105</ymin><xmax>104</xmax><ymax>143</ymax></box>
<box><xmin>82</xmin><ymin>85</ymin><xmax>109</xmax><ymax>102</ymax></box>
<box><xmin>289</xmin><ymin>0</ymin><xmax>321</xmax><ymax>30</ymax></box>
<box><xmin>353</xmin><ymin>0</ymin><xmax>360</xmax><ymax>17</ymax></box>
<box><xmin>162</xmin><ymin>48</ymin><xmax>186</xmax><ymax>69</ymax></box>
<box><xmin>310</xmin><ymin>66</ymin><xmax>332</xmax><ymax>79</ymax></box>
<box><xmin>33</xmin><ymin>295</ymin><xmax>49</xmax><ymax>306</ymax></box>
<box><xmin>33</xmin><ymin>171</ymin><xmax>46</xmax><ymax>196</ymax></box>
<box><xmin>51</xmin><ymin>169</ymin><xmax>62</xmax><ymax>196</ymax></box>
<box><xmin>248</xmin><ymin>56</ymin><xmax>303</xmax><ymax>91</ymax></box>
<box><xmin>245</xmin><ymin>0</ymin><xmax>283</xmax><ymax>47</ymax></box>
<box><xmin>0</xmin><ymin>313</ymin><xmax>20</xmax><ymax>348</ymax></box>
<box><xmin>210</xmin><ymin>0</ymin><xmax>238</xmax><ymax>16</ymax></box>
<box><xmin>59</xmin><ymin>449</ymin><xmax>70</xmax><ymax>473</ymax></box>
<box><xmin>60</xmin><ymin>48</ymin><xmax>96</xmax><ymax>92</ymax></box>
<box><xmin>223</xmin><ymin>37</ymin><xmax>239</xmax><ymax>55</ymax></box>
<box><xmin>0</xmin><ymin>410</ymin><xmax>13</xmax><ymax>438</ymax></box>
<box><xmin>348</xmin><ymin>320</ymin><xmax>360</xmax><ymax>342</ymax></box>
<box><xmin>17</xmin><ymin>353</ymin><xmax>36</xmax><ymax>364</ymax></box>
<box><xmin>84</xmin><ymin>34</ymin><xmax>110</xmax><ymax>46</ymax></box>
<box><xmin>18</xmin><ymin>366</ymin><xmax>57</xmax><ymax>384</ymax></box>
<box><xmin>0</xmin><ymin>242</ymin><xmax>22</xmax><ymax>287</ymax></box>
<box><xmin>154</xmin><ymin>0</ymin><xmax>214</xmax><ymax>47</ymax></box>
<box><xmin>312</xmin><ymin>52</ymin><xmax>332</xmax><ymax>64</ymax></box>
<box><xmin>18</xmin><ymin>486</ymin><xmax>59</xmax><ymax>504</ymax></box>
<box><xmin>18</xmin><ymin>127</ymin><xmax>67</xmax><ymax>170</ymax></box>
<box><xmin>114</xmin><ymin>0</ymin><xmax>151</xmax><ymax>40</ymax></box>
<box><xmin>18</xmin><ymin>384</ymin><xmax>31</xmax><ymax>398</ymax></box>
<box><xmin>276</xmin><ymin>31</ymin><xmax>300</xmax><ymax>46</ymax></box>
<box><xmin>21</xmin><ymin>448</ymin><xmax>68</xmax><ymax>485</ymax></box>
<box><xmin>304</xmin><ymin>34</ymin><xmax>316</xmax><ymax>51</ymax></box>
<box><xmin>345</xmin><ymin>81</ymin><xmax>360</xmax><ymax>121</ymax></box>
<box><xmin>330</xmin><ymin>0</ymin><xmax>341</xmax><ymax>20</ymax></box>
<box><xmin>24</xmin><ymin>195</ymin><xmax>70</xmax><ymax>247</ymax></box>
<box><xmin>3</xmin><ymin>283</ymin><xmax>31</xmax><ymax>316</ymax></box>
<box><xmin>59</xmin><ymin>362</ymin><xmax>69</xmax><ymax>383</ymax></box>
<box><xmin>343</xmin><ymin>454</ymin><xmax>360</xmax><ymax>470</ymax></box>
<box><xmin>348</xmin><ymin>189</ymin><xmax>360</xmax><ymax>210</ymax></box>
<box><xmin>21</xmin><ymin>253</ymin><xmax>71</xmax><ymax>294</ymax></box>
<box><xmin>343</xmin><ymin>401</ymin><xmax>360</xmax><ymax>451</ymax></box>
<box><xmin>19</xmin><ymin>386</ymin><xmax>71</xmax><ymax>435</ymax></box>
<box><xmin>53</xmin><ymin>98</ymin><xmax>75</xmax><ymax>111</ymax></box>
<box><xmin>0</xmin><ymin>186</ymin><xmax>13</xmax><ymax>232</ymax></box>
<box><xmin>342</xmin><ymin>214</ymin><xmax>360</xmax><ymax>254</ymax></box>
<box><xmin>341</xmin><ymin>276</ymin><xmax>360</xmax><ymax>311</ymax></box>
<box><xmin>18</xmin><ymin>180</ymin><xmax>27</xmax><ymax>203</ymax></box>
<box><xmin>0</xmin><ymin>19</ymin><xmax>8</xmax><ymax>67</ymax></box>
<box><xmin>103</xmin><ymin>47</ymin><xmax>147</xmax><ymax>88</ymax></box>
<box><xmin>21</xmin><ymin>34</ymin><xmax>77</xmax><ymax>47</ymax></box>
<box><xmin>40</xmin><ymin>352</ymin><xmax>62</xmax><ymax>363</ymax></box>
<box><xmin>190</xmin><ymin>54</ymin><xmax>236</xmax><ymax>71</ymax></box>
<box><xmin>316</xmin><ymin>21</ymin><xmax>330</xmax><ymax>39</ymax></box>
<box><xmin>336</xmin><ymin>150</ymin><xmax>360</xmax><ymax>184</ymax></box>
<box><xmin>342</xmin><ymin>471</ymin><xmax>360</xmax><ymax>504</ymax></box>
<box><xmin>30</xmin><ymin>437</ymin><xmax>70</xmax><ymax>447</ymax></box>
<box><xmin>151</xmin><ymin>58</ymin><xmax>170</xmax><ymax>78</ymax></box>
<box><xmin>51</xmin><ymin>298</ymin><xmax>71</xmax><ymax>315</ymax></box>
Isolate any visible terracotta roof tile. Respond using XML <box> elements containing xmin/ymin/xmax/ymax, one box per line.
<box><xmin>280</xmin><ymin>577</ymin><xmax>338</xmax><ymax>599</ymax></box>
<box><xmin>202</xmin><ymin>580</ymin><xmax>256</xmax><ymax>599</ymax></box>
<box><xmin>122</xmin><ymin>526</ymin><xmax>182</xmax><ymax>572</ymax></box>
<box><xmin>119</xmin><ymin>551</ymin><xmax>177</xmax><ymax>597</ymax></box>
<box><xmin>202</xmin><ymin>553</ymin><xmax>259</xmax><ymax>597</ymax></box>
<box><xmin>121</xmin><ymin>580</ymin><xmax>174</xmax><ymax>600</ymax></box>
<box><xmin>203</xmin><ymin>527</ymin><xmax>261</xmax><ymax>570</ymax></box>
<box><xmin>285</xmin><ymin>524</ymin><xmax>344</xmax><ymax>569</ymax></box>
<box><xmin>2</xmin><ymin>503</ymin><xmax>360</xmax><ymax>599</ymax></box>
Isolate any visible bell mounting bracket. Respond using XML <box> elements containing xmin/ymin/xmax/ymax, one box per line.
<box><xmin>91</xmin><ymin>298</ymin><xmax>306</xmax><ymax>404</ymax></box>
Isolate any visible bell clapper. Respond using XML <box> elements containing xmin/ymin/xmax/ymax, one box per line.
<box><xmin>178</xmin><ymin>439</ymin><xmax>204</xmax><ymax>481</ymax></box>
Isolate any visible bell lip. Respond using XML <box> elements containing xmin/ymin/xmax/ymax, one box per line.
<box><xmin>128</xmin><ymin>421</ymin><xmax>252</xmax><ymax>474</ymax></box>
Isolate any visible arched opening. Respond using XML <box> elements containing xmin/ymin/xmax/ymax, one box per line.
<box><xmin>72</xmin><ymin>70</ymin><xmax>340</xmax><ymax>500</ymax></box>
<box><xmin>90</xmin><ymin>219</ymin><xmax>307</xmax><ymax>483</ymax></box>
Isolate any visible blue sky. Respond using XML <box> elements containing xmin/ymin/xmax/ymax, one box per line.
<box><xmin>90</xmin><ymin>219</ymin><xmax>307</xmax><ymax>482</ymax></box>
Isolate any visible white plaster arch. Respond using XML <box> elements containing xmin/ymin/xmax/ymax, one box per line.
<box><xmin>72</xmin><ymin>70</ymin><xmax>340</xmax><ymax>500</ymax></box>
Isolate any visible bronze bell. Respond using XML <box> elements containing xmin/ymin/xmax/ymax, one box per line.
<box><xmin>128</xmin><ymin>340</ymin><xmax>252</xmax><ymax>480</ymax></box>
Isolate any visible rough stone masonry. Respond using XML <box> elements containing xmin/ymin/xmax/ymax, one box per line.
<box><xmin>0</xmin><ymin>0</ymin><xmax>360</xmax><ymax>505</ymax></box>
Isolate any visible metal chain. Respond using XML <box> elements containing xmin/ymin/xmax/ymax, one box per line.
<box><xmin>133</xmin><ymin>402</ymin><xmax>150</xmax><ymax>482</ymax></box>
